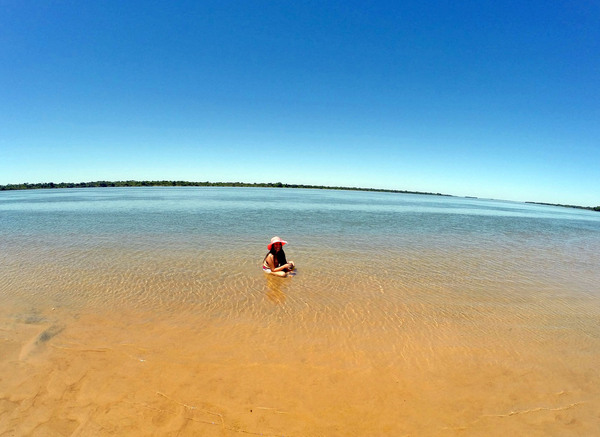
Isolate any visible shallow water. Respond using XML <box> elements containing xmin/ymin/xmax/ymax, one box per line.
<box><xmin>1</xmin><ymin>187</ymin><xmax>599</xmax><ymax>435</ymax></box>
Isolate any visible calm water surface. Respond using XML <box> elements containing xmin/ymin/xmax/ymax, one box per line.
<box><xmin>1</xmin><ymin>187</ymin><xmax>599</xmax><ymax>436</ymax></box>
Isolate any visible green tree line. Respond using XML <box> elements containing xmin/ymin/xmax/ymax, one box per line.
<box><xmin>0</xmin><ymin>180</ymin><xmax>446</xmax><ymax>196</ymax></box>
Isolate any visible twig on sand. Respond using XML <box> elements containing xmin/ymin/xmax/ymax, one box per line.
<box><xmin>155</xmin><ymin>392</ymin><xmax>290</xmax><ymax>436</ymax></box>
<box><xmin>255</xmin><ymin>406</ymin><xmax>289</xmax><ymax>414</ymax></box>
<box><xmin>443</xmin><ymin>401</ymin><xmax>586</xmax><ymax>432</ymax></box>
<box><xmin>482</xmin><ymin>401</ymin><xmax>585</xmax><ymax>417</ymax></box>
<box><xmin>157</xmin><ymin>391</ymin><xmax>225</xmax><ymax>427</ymax></box>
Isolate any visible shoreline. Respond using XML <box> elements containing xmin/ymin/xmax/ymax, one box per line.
<box><xmin>0</xmin><ymin>180</ymin><xmax>450</xmax><ymax>197</ymax></box>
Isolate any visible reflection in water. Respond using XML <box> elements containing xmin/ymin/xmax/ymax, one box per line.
<box><xmin>265</xmin><ymin>274</ymin><xmax>288</xmax><ymax>304</ymax></box>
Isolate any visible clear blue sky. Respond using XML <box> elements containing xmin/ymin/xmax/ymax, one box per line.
<box><xmin>1</xmin><ymin>1</ymin><xmax>598</xmax><ymax>206</ymax></box>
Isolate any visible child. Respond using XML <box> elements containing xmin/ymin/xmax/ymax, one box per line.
<box><xmin>262</xmin><ymin>236</ymin><xmax>295</xmax><ymax>277</ymax></box>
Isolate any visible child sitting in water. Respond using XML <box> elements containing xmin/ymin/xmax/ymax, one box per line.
<box><xmin>262</xmin><ymin>236</ymin><xmax>295</xmax><ymax>277</ymax></box>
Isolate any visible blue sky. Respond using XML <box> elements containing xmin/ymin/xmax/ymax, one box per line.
<box><xmin>1</xmin><ymin>1</ymin><xmax>598</xmax><ymax>206</ymax></box>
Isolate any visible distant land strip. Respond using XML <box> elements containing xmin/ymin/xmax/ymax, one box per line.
<box><xmin>525</xmin><ymin>201</ymin><xmax>600</xmax><ymax>212</ymax></box>
<box><xmin>0</xmin><ymin>180</ymin><xmax>598</xmax><ymax>212</ymax></box>
<box><xmin>0</xmin><ymin>180</ymin><xmax>449</xmax><ymax>196</ymax></box>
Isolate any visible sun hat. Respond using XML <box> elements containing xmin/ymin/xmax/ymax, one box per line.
<box><xmin>267</xmin><ymin>236</ymin><xmax>287</xmax><ymax>250</ymax></box>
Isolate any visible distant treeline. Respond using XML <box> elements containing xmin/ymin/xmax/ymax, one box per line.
<box><xmin>0</xmin><ymin>180</ymin><xmax>448</xmax><ymax>197</ymax></box>
<box><xmin>526</xmin><ymin>201</ymin><xmax>600</xmax><ymax>212</ymax></box>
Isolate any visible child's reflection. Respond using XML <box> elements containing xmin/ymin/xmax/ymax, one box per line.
<box><xmin>265</xmin><ymin>274</ymin><xmax>288</xmax><ymax>304</ymax></box>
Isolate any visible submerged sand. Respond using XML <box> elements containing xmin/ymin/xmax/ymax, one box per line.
<box><xmin>1</xmin><ymin>266</ymin><xmax>599</xmax><ymax>436</ymax></box>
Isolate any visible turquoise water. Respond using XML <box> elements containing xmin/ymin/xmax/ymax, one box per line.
<box><xmin>2</xmin><ymin>187</ymin><xmax>598</xmax><ymax>247</ymax></box>
<box><xmin>1</xmin><ymin>186</ymin><xmax>599</xmax><ymax>305</ymax></box>
<box><xmin>1</xmin><ymin>186</ymin><xmax>599</xmax><ymax>325</ymax></box>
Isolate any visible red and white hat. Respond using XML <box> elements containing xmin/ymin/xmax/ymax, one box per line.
<box><xmin>267</xmin><ymin>236</ymin><xmax>287</xmax><ymax>250</ymax></box>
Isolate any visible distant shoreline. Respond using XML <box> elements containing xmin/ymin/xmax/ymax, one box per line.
<box><xmin>0</xmin><ymin>180</ymin><xmax>598</xmax><ymax>212</ymax></box>
<box><xmin>525</xmin><ymin>201</ymin><xmax>600</xmax><ymax>213</ymax></box>
<box><xmin>0</xmin><ymin>180</ymin><xmax>450</xmax><ymax>197</ymax></box>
